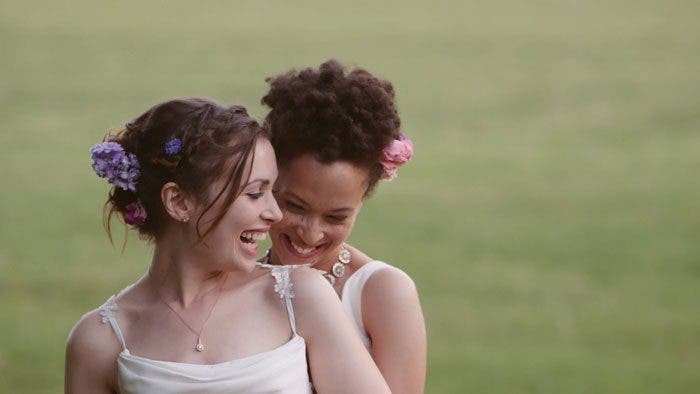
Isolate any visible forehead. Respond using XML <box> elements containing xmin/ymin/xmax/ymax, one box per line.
<box><xmin>205</xmin><ymin>138</ymin><xmax>276</xmax><ymax>198</ymax></box>
<box><xmin>249</xmin><ymin>139</ymin><xmax>277</xmax><ymax>176</ymax></box>
<box><xmin>278</xmin><ymin>155</ymin><xmax>367</xmax><ymax>207</ymax></box>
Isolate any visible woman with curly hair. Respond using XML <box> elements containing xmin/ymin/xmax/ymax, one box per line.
<box><xmin>65</xmin><ymin>98</ymin><xmax>390</xmax><ymax>393</ymax></box>
<box><xmin>261</xmin><ymin>60</ymin><xmax>427</xmax><ymax>393</ymax></box>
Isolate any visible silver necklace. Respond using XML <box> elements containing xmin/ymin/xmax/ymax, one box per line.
<box><xmin>324</xmin><ymin>245</ymin><xmax>351</xmax><ymax>285</ymax></box>
<box><xmin>154</xmin><ymin>273</ymin><xmax>227</xmax><ymax>352</ymax></box>
<box><xmin>263</xmin><ymin>245</ymin><xmax>351</xmax><ymax>285</ymax></box>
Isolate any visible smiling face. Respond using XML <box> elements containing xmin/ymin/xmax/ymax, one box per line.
<box><xmin>269</xmin><ymin>154</ymin><xmax>369</xmax><ymax>268</ymax></box>
<box><xmin>193</xmin><ymin>138</ymin><xmax>282</xmax><ymax>271</ymax></box>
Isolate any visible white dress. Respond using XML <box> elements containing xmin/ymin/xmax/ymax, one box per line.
<box><xmin>340</xmin><ymin>260</ymin><xmax>402</xmax><ymax>348</ymax></box>
<box><xmin>99</xmin><ymin>265</ymin><xmax>313</xmax><ymax>394</ymax></box>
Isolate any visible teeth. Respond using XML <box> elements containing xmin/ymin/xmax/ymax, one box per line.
<box><xmin>241</xmin><ymin>231</ymin><xmax>266</xmax><ymax>241</ymax></box>
<box><xmin>291</xmin><ymin>241</ymin><xmax>315</xmax><ymax>255</ymax></box>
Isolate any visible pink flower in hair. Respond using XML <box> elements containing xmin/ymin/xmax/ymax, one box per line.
<box><xmin>380</xmin><ymin>134</ymin><xmax>414</xmax><ymax>181</ymax></box>
<box><xmin>124</xmin><ymin>201</ymin><xmax>147</xmax><ymax>226</ymax></box>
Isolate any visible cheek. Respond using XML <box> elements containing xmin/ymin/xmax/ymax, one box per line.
<box><xmin>215</xmin><ymin>201</ymin><xmax>252</xmax><ymax>239</ymax></box>
<box><xmin>276</xmin><ymin>209</ymin><xmax>304</xmax><ymax>229</ymax></box>
<box><xmin>222</xmin><ymin>204</ymin><xmax>246</xmax><ymax>228</ymax></box>
<box><xmin>270</xmin><ymin>215</ymin><xmax>291</xmax><ymax>237</ymax></box>
<box><xmin>326</xmin><ymin>223</ymin><xmax>353</xmax><ymax>243</ymax></box>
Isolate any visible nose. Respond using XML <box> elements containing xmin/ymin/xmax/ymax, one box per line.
<box><xmin>262</xmin><ymin>194</ymin><xmax>283</xmax><ymax>223</ymax></box>
<box><xmin>296</xmin><ymin>217</ymin><xmax>324</xmax><ymax>245</ymax></box>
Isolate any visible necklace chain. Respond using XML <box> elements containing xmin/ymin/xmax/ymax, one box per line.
<box><xmin>154</xmin><ymin>273</ymin><xmax>227</xmax><ymax>352</ymax></box>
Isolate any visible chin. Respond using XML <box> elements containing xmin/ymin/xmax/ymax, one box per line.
<box><xmin>221</xmin><ymin>253</ymin><xmax>257</xmax><ymax>273</ymax></box>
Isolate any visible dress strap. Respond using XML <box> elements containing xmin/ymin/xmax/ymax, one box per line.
<box><xmin>99</xmin><ymin>295</ymin><xmax>127</xmax><ymax>351</ymax></box>
<box><xmin>259</xmin><ymin>263</ymin><xmax>302</xmax><ymax>335</ymax></box>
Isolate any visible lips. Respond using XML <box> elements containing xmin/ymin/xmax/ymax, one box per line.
<box><xmin>240</xmin><ymin>231</ymin><xmax>267</xmax><ymax>243</ymax></box>
<box><xmin>239</xmin><ymin>230</ymin><xmax>268</xmax><ymax>258</ymax></box>
<box><xmin>281</xmin><ymin>233</ymin><xmax>324</xmax><ymax>260</ymax></box>
<box><xmin>291</xmin><ymin>242</ymin><xmax>314</xmax><ymax>254</ymax></box>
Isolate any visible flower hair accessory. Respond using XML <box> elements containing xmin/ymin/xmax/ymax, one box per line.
<box><xmin>380</xmin><ymin>133</ymin><xmax>414</xmax><ymax>181</ymax></box>
<box><xmin>164</xmin><ymin>138</ymin><xmax>182</xmax><ymax>155</ymax></box>
<box><xmin>124</xmin><ymin>200</ymin><xmax>147</xmax><ymax>226</ymax></box>
<box><xmin>90</xmin><ymin>141</ymin><xmax>141</xmax><ymax>191</ymax></box>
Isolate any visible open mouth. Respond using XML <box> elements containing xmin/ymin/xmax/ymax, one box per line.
<box><xmin>239</xmin><ymin>231</ymin><xmax>267</xmax><ymax>257</ymax></box>
<box><xmin>282</xmin><ymin>233</ymin><xmax>324</xmax><ymax>259</ymax></box>
<box><xmin>240</xmin><ymin>231</ymin><xmax>266</xmax><ymax>244</ymax></box>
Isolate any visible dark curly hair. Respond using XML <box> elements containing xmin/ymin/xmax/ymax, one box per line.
<box><xmin>100</xmin><ymin>97</ymin><xmax>265</xmax><ymax>242</ymax></box>
<box><xmin>261</xmin><ymin>59</ymin><xmax>401</xmax><ymax>196</ymax></box>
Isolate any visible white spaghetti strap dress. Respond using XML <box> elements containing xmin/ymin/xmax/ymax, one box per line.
<box><xmin>98</xmin><ymin>265</ymin><xmax>312</xmax><ymax>394</ymax></box>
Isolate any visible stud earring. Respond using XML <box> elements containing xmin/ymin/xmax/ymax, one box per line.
<box><xmin>182</xmin><ymin>216</ymin><xmax>190</xmax><ymax>223</ymax></box>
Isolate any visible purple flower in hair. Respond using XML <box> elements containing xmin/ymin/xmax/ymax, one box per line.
<box><xmin>164</xmin><ymin>138</ymin><xmax>182</xmax><ymax>155</ymax></box>
<box><xmin>90</xmin><ymin>141</ymin><xmax>141</xmax><ymax>191</ymax></box>
<box><xmin>124</xmin><ymin>201</ymin><xmax>147</xmax><ymax>226</ymax></box>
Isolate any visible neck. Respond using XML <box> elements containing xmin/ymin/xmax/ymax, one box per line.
<box><xmin>148</xmin><ymin>243</ymin><xmax>226</xmax><ymax>308</ymax></box>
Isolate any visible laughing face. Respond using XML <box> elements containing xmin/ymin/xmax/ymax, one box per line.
<box><xmin>269</xmin><ymin>154</ymin><xmax>368</xmax><ymax>268</ymax></box>
<box><xmin>194</xmin><ymin>138</ymin><xmax>282</xmax><ymax>271</ymax></box>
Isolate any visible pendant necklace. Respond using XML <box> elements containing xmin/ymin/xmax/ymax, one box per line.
<box><xmin>155</xmin><ymin>273</ymin><xmax>227</xmax><ymax>352</ymax></box>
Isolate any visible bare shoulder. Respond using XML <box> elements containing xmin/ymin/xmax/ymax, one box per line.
<box><xmin>362</xmin><ymin>264</ymin><xmax>424</xmax><ymax>336</ymax></box>
<box><xmin>364</xmin><ymin>264</ymin><xmax>419</xmax><ymax>302</ymax></box>
<box><xmin>66</xmin><ymin>308</ymin><xmax>121</xmax><ymax>359</ymax></box>
<box><xmin>251</xmin><ymin>264</ymin><xmax>333</xmax><ymax>314</ymax></box>
<box><xmin>252</xmin><ymin>264</ymin><xmax>326</xmax><ymax>296</ymax></box>
<box><xmin>65</xmin><ymin>308</ymin><xmax>120</xmax><ymax>391</ymax></box>
<box><xmin>362</xmin><ymin>265</ymin><xmax>427</xmax><ymax>393</ymax></box>
<box><xmin>287</xmin><ymin>266</ymin><xmax>350</xmax><ymax>341</ymax></box>
<box><xmin>289</xmin><ymin>266</ymin><xmax>335</xmax><ymax>305</ymax></box>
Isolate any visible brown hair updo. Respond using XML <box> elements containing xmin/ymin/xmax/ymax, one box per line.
<box><xmin>101</xmin><ymin>97</ymin><xmax>265</xmax><ymax>241</ymax></box>
<box><xmin>261</xmin><ymin>59</ymin><xmax>401</xmax><ymax>196</ymax></box>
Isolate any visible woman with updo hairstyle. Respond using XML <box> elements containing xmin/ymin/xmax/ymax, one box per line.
<box><xmin>262</xmin><ymin>60</ymin><xmax>427</xmax><ymax>393</ymax></box>
<box><xmin>65</xmin><ymin>97</ymin><xmax>390</xmax><ymax>393</ymax></box>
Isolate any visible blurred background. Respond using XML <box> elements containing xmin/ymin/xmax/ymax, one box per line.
<box><xmin>1</xmin><ymin>0</ymin><xmax>699</xmax><ymax>392</ymax></box>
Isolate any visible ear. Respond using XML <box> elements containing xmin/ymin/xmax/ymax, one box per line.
<box><xmin>161</xmin><ymin>182</ymin><xmax>195</xmax><ymax>223</ymax></box>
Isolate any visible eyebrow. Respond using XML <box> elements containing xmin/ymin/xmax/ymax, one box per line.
<box><xmin>286</xmin><ymin>191</ymin><xmax>354</xmax><ymax>213</ymax></box>
<box><xmin>244</xmin><ymin>179</ymin><xmax>271</xmax><ymax>187</ymax></box>
<box><xmin>328</xmin><ymin>207</ymin><xmax>354</xmax><ymax>214</ymax></box>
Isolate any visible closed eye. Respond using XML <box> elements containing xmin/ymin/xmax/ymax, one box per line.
<box><xmin>327</xmin><ymin>215</ymin><xmax>347</xmax><ymax>224</ymax></box>
<box><xmin>246</xmin><ymin>192</ymin><xmax>264</xmax><ymax>199</ymax></box>
<box><xmin>285</xmin><ymin>200</ymin><xmax>305</xmax><ymax>212</ymax></box>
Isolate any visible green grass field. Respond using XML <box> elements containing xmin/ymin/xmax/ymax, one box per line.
<box><xmin>1</xmin><ymin>1</ymin><xmax>699</xmax><ymax>392</ymax></box>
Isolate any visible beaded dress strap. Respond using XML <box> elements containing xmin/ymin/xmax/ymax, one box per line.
<box><xmin>258</xmin><ymin>263</ymin><xmax>304</xmax><ymax>335</ymax></box>
<box><xmin>99</xmin><ymin>295</ymin><xmax>128</xmax><ymax>351</ymax></box>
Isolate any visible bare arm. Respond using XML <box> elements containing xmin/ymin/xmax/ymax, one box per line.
<box><xmin>65</xmin><ymin>310</ymin><xmax>119</xmax><ymax>394</ymax></box>
<box><xmin>292</xmin><ymin>268</ymin><xmax>391</xmax><ymax>394</ymax></box>
<box><xmin>363</xmin><ymin>269</ymin><xmax>427</xmax><ymax>394</ymax></box>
